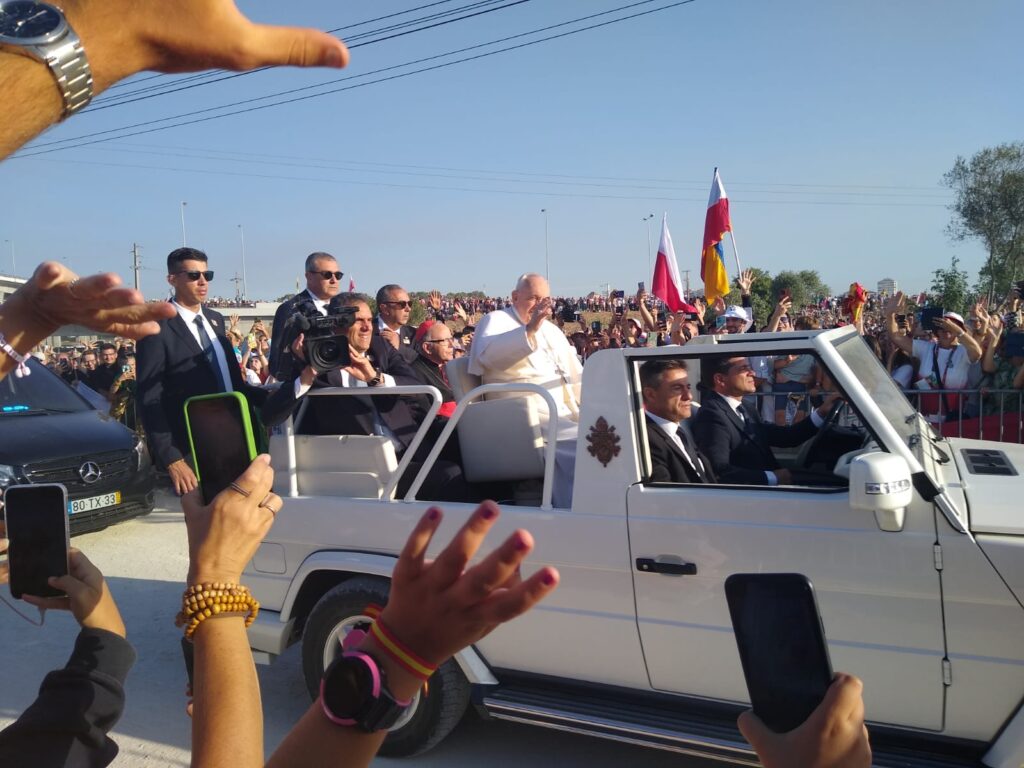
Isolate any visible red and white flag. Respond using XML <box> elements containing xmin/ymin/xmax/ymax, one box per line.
<box><xmin>651</xmin><ymin>214</ymin><xmax>693</xmax><ymax>313</ymax></box>
<box><xmin>348</xmin><ymin>277</ymin><xmax>356</xmax><ymax>292</ymax></box>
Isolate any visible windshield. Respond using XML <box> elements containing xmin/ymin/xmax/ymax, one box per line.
<box><xmin>830</xmin><ymin>332</ymin><xmax>919</xmax><ymax>446</ymax></box>
<box><xmin>0</xmin><ymin>359</ymin><xmax>91</xmax><ymax>414</ymax></box>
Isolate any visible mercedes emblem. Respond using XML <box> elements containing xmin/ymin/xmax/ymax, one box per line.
<box><xmin>79</xmin><ymin>461</ymin><xmax>102</xmax><ymax>484</ymax></box>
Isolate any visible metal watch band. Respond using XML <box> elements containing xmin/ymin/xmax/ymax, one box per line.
<box><xmin>42</xmin><ymin>29</ymin><xmax>92</xmax><ymax>117</ymax></box>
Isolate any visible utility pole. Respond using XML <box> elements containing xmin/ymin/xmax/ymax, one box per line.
<box><xmin>180</xmin><ymin>201</ymin><xmax>188</xmax><ymax>246</ymax></box>
<box><xmin>231</xmin><ymin>272</ymin><xmax>244</xmax><ymax>302</ymax></box>
<box><xmin>540</xmin><ymin>209</ymin><xmax>549</xmax><ymax>281</ymax></box>
<box><xmin>131</xmin><ymin>243</ymin><xmax>142</xmax><ymax>291</ymax></box>
<box><xmin>642</xmin><ymin>213</ymin><xmax>654</xmax><ymax>278</ymax></box>
<box><xmin>238</xmin><ymin>224</ymin><xmax>247</xmax><ymax>301</ymax></box>
<box><xmin>681</xmin><ymin>269</ymin><xmax>691</xmax><ymax>301</ymax></box>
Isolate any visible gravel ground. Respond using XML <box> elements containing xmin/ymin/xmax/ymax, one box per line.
<box><xmin>0</xmin><ymin>491</ymin><xmax>708</xmax><ymax>767</ymax></box>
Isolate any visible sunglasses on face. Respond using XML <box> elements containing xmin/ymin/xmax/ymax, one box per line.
<box><xmin>383</xmin><ymin>300</ymin><xmax>412</xmax><ymax>309</ymax></box>
<box><xmin>175</xmin><ymin>270</ymin><xmax>214</xmax><ymax>282</ymax></box>
<box><xmin>308</xmin><ymin>270</ymin><xmax>343</xmax><ymax>281</ymax></box>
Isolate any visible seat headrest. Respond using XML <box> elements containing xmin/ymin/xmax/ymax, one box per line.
<box><xmin>446</xmin><ymin>356</ymin><xmax>480</xmax><ymax>399</ymax></box>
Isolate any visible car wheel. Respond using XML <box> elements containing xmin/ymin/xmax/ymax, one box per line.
<box><xmin>301</xmin><ymin>576</ymin><xmax>471</xmax><ymax>757</ymax></box>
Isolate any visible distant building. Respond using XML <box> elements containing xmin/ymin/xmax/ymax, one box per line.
<box><xmin>0</xmin><ymin>273</ymin><xmax>27</xmax><ymax>304</ymax></box>
<box><xmin>877</xmin><ymin>278</ymin><xmax>898</xmax><ymax>297</ymax></box>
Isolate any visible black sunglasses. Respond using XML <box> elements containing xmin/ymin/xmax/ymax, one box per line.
<box><xmin>383</xmin><ymin>300</ymin><xmax>412</xmax><ymax>308</ymax></box>
<box><xmin>175</xmin><ymin>270</ymin><xmax>214</xmax><ymax>282</ymax></box>
<box><xmin>308</xmin><ymin>270</ymin><xmax>343</xmax><ymax>281</ymax></box>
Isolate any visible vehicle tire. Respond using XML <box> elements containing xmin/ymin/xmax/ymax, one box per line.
<box><xmin>301</xmin><ymin>576</ymin><xmax>471</xmax><ymax>757</ymax></box>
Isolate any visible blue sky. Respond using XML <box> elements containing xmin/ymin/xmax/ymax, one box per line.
<box><xmin>2</xmin><ymin>0</ymin><xmax>1021</xmax><ymax>301</ymax></box>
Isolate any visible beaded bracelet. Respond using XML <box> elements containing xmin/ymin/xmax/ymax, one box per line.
<box><xmin>174</xmin><ymin>582</ymin><xmax>260</xmax><ymax>640</ymax></box>
<box><xmin>0</xmin><ymin>332</ymin><xmax>31</xmax><ymax>378</ymax></box>
<box><xmin>369</xmin><ymin>618</ymin><xmax>437</xmax><ymax>682</ymax></box>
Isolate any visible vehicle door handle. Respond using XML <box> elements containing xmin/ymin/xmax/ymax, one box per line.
<box><xmin>636</xmin><ymin>557</ymin><xmax>697</xmax><ymax>576</ymax></box>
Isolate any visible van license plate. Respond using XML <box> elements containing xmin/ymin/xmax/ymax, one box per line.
<box><xmin>69</xmin><ymin>491</ymin><xmax>121</xmax><ymax>514</ymax></box>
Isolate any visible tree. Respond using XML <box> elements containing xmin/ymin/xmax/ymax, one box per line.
<box><xmin>943</xmin><ymin>142</ymin><xmax>1024</xmax><ymax>301</ymax></box>
<box><xmin>771</xmin><ymin>270</ymin><xmax>829</xmax><ymax>311</ymax></box>
<box><xmin>929</xmin><ymin>255</ymin><xmax>970</xmax><ymax>315</ymax></box>
<box><xmin>721</xmin><ymin>267</ymin><xmax>773</xmax><ymax>327</ymax></box>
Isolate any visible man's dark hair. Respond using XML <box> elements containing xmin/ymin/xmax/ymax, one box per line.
<box><xmin>81</xmin><ymin>349</ymin><xmax>97</xmax><ymax>359</ymax></box>
<box><xmin>639</xmin><ymin>359</ymin><xmax>687</xmax><ymax>391</ymax></box>
<box><xmin>167</xmin><ymin>247</ymin><xmax>208</xmax><ymax>273</ymax></box>
<box><xmin>375</xmin><ymin>284</ymin><xmax>404</xmax><ymax>307</ymax></box>
<box><xmin>700</xmin><ymin>354</ymin><xmax>739</xmax><ymax>390</ymax></box>
<box><xmin>304</xmin><ymin>251</ymin><xmax>336</xmax><ymax>273</ymax></box>
<box><xmin>99</xmin><ymin>342</ymin><xmax>117</xmax><ymax>354</ymax></box>
<box><xmin>333</xmin><ymin>292</ymin><xmax>371</xmax><ymax>309</ymax></box>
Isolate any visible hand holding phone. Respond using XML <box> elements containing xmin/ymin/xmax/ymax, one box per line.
<box><xmin>726</xmin><ymin>573</ymin><xmax>833</xmax><ymax>734</ymax></box>
<box><xmin>21</xmin><ymin>548</ymin><xmax>127</xmax><ymax>637</ymax></box>
<box><xmin>3</xmin><ymin>484</ymin><xmax>69</xmax><ymax>599</ymax></box>
<box><xmin>185</xmin><ymin>392</ymin><xmax>258</xmax><ymax>504</ymax></box>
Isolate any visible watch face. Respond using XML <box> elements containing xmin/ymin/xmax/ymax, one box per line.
<box><xmin>0</xmin><ymin>1</ymin><xmax>66</xmax><ymax>44</ymax></box>
<box><xmin>323</xmin><ymin>655</ymin><xmax>373</xmax><ymax>720</ymax></box>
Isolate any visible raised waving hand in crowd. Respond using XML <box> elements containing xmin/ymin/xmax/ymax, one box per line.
<box><xmin>1</xmin><ymin>0</ymin><xmax>350</xmax><ymax>159</ymax></box>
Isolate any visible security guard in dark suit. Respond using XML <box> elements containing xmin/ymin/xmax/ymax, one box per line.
<box><xmin>640</xmin><ymin>359</ymin><xmax>715</xmax><ymax>484</ymax></box>
<box><xmin>373</xmin><ymin>283</ymin><xmax>417</xmax><ymax>364</ymax></box>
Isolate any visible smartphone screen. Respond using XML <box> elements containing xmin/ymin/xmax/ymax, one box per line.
<box><xmin>590</xmin><ymin>320</ymin><xmax>602</xmax><ymax>333</ymax></box>
<box><xmin>185</xmin><ymin>393</ymin><xmax>257</xmax><ymax>504</ymax></box>
<box><xmin>638</xmin><ymin>281</ymin><xmax>645</xmax><ymax>292</ymax></box>
<box><xmin>725</xmin><ymin>573</ymin><xmax>833</xmax><ymax>734</ymax></box>
<box><xmin>3</xmin><ymin>484</ymin><xmax>70</xmax><ymax>599</ymax></box>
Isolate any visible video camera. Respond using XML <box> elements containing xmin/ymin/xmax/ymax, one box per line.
<box><xmin>279</xmin><ymin>295</ymin><xmax>357</xmax><ymax>376</ymax></box>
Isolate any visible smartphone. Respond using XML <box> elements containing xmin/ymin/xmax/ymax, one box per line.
<box><xmin>638</xmin><ymin>281</ymin><xmax>645</xmax><ymax>292</ymax></box>
<box><xmin>657</xmin><ymin>310</ymin><xmax>667</xmax><ymax>325</ymax></box>
<box><xmin>779</xmin><ymin>288</ymin><xmax>792</xmax><ymax>301</ymax></box>
<box><xmin>591</xmin><ymin>320</ymin><xmax>602</xmax><ymax>333</ymax></box>
<box><xmin>560</xmin><ymin>305</ymin><xmax>577</xmax><ymax>323</ymax></box>
<box><xmin>3</xmin><ymin>484</ymin><xmax>70</xmax><ymax>599</ymax></box>
<box><xmin>920</xmin><ymin>307</ymin><xmax>945</xmax><ymax>331</ymax></box>
<box><xmin>725</xmin><ymin>573</ymin><xmax>833</xmax><ymax>734</ymax></box>
<box><xmin>184</xmin><ymin>392</ymin><xmax>258</xmax><ymax>504</ymax></box>
<box><xmin>895</xmin><ymin>314</ymin><xmax>907</xmax><ymax>326</ymax></box>
<box><xmin>611</xmin><ymin>289</ymin><xmax>625</xmax><ymax>299</ymax></box>
<box><xmin>715</xmin><ymin>315</ymin><xmax>727</xmax><ymax>329</ymax></box>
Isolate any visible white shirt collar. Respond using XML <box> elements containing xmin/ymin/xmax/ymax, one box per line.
<box><xmin>304</xmin><ymin>288</ymin><xmax>328</xmax><ymax>313</ymax></box>
<box><xmin>646</xmin><ymin>410</ymin><xmax>679</xmax><ymax>434</ymax></box>
<box><xmin>172</xmin><ymin>299</ymin><xmax>204</xmax><ymax>325</ymax></box>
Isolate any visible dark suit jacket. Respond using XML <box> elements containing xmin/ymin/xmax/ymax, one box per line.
<box><xmin>411</xmin><ymin>355</ymin><xmax>455</xmax><ymax>405</ymax></box>
<box><xmin>691</xmin><ymin>390</ymin><xmax>818</xmax><ymax>485</ymax></box>
<box><xmin>136</xmin><ymin>305</ymin><xmax>267</xmax><ymax>469</ymax></box>
<box><xmin>269</xmin><ymin>290</ymin><xmax>318</xmax><ymax>382</ymax></box>
<box><xmin>645</xmin><ymin>415</ymin><xmax>716</xmax><ymax>484</ymax></box>
<box><xmin>372</xmin><ymin>322</ymin><xmax>417</xmax><ymax>364</ymax></box>
<box><xmin>261</xmin><ymin>336</ymin><xmax>424</xmax><ymax>454</ymax></box>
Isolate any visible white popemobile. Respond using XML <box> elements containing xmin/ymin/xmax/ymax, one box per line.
<box><xmin>245</xmin><ymin>326</ymin><xmax>1024</xmax><ymax>767</ymax></box>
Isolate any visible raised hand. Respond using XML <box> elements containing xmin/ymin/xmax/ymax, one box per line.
<box><xmin>378</xmin><ymin>502</ymin><xmax>558</xmax><ymax>669</ymax></box>
<box><xmin>428</xmin><ymin>290</ymin><xmax>443</xmax><ymax>311</ymax></box>
<box><xmin>738</xmin><ymin>269</ymin><xmax>755</xmax><ymax>295</ymax></box>
<box><xmin>22</xmin><ymin>549</ymin><xmax>126</xmax><ymax>638</ymax></box>
<box><xmin>738</xmin><ymin>673</ymin><xmax>871</xmax><ymax>768</ymax></box>
<box><xmin>882</xmin><ymin>291</ymin><xmax>905</xmax><ymax>317</ymax></box>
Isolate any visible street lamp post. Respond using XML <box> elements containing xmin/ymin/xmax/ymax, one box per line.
<box><xmin>180</xmin><ymin>201</ymin><xmax>188</xmax><ymax>246</ymax></box>
<box><xmin>238</xmin><ymin>224</ymin><xmax>247</xmax><ymax>301</ymax></box>
<box><xmin>642</xmin><ymin>213</ymin><xmax>655</xmax><ymax>278</ymax></box>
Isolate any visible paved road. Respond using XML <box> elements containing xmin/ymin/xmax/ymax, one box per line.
<box><xmin>0</xmin><ymin>493</ymin><xmax>716</xmax><ymax>767</ymax></box>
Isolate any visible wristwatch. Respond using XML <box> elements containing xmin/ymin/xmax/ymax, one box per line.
<box><xmin>0</xmin><ymin>1</ymin><xmax>92</xmax><ymax>117</ymax></box>
<box><xmin>367</xmin><ymin>369</ymin><xmax>383</xmax><ymax>387</ymax></box>
<box><xmin>320</xmin><ymin>647</ymin><xmax>412</xmax><ymax>732</ymax></box>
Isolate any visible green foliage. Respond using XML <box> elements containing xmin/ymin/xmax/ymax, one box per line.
<box><xmin>944</xmin><ymin>142</ymin><xmax>1024</xmax><ymax>300</ymax></box>
<box><xmin>929</xmin><ymin>255</ymin><xmax>971</xmax><ymax>315</ymax></box>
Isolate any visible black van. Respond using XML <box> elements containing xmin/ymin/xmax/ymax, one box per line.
<box><xmin>1</xmin><ymin>358</ymin><xmax>155</xmax><ymax>535</ymax></box>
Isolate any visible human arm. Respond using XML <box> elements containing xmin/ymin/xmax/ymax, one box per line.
<box><xmin>882</xmin><ymin>292</ymin><xmax>913</xmax><ymax>356</ymax></box>
<box><xmin>637</xmin><ymin>289</ymin><xmax>657</xmax><ymax>331</ymax></box>
<box><xmin>0</xmin><ymin>541</ymin><xmax>136</xmax><ymax>767</ymax></box>
<box><xmin>266</xmin><ymin>501</ymin><xmax>559</xmax><ymax>768</ymax></box>
<box><xmin>981</xmin><ymin>326</ymin><xmax>1001</xmax><ymax>375</ymax></box>
<box><xmin>182</xmin><ymin>456</ymin><xmax>281</xmax><ymax>768</ymax></box>
<box><xmin>767</xmin><ymin>297</ymin><xmax>792</xmax><ymax>333</ymax></box>
<box><xmin>691</xmin><ymin>405</ymin><xmax>769</xmax><ymax>485</ymax></box>
<box><xmin>1</xmin><ymin>0</ymin><xmax>350</xmax><ymax>160</ymax></box>
<box><xmin>0</xmin><ymin>262</ymin><xmax>174</xmax><ymax>382</ymax></box>
<box><xmin>937</xmin><ymin>317</ymin><xmax>982</xmax><ymax>363</ymax></box>
<box><xmin>737</xmin><ymin>673</ymin><xmax>871</xmax><ymax>768</ymax></box>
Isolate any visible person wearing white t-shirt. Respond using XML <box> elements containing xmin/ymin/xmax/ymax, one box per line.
<box><xmin>884</xmin><ymin>293</ymin><xmax>982</xmax><ymax>422</ymax></box>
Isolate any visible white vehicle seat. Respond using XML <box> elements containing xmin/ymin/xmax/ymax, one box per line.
<box><xmin>445</xmin><ymin>357</ymin><xmax>546</xmax><ymax>483</ymax></box>
<box><xmin>269</xmin><ymin>433</ymin><xmax>398</xmax><ymax>499</ymax></box>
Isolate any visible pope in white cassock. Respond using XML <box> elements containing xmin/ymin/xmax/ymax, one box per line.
<box><xmin>468</xmin><ymin>273</ymin><xmax>583</xmax><ymax>508</ymax></box>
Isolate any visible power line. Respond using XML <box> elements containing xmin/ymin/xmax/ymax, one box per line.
<box><xmin>91</xmin><ymin>0</ymin><xmax>529</xmax><ymax>109</ymax></box>
<box><xmin>100</xmin><ymin>0</ymin><xmax>472</xmax><ymax>93</ymax></box>
<box><xmin>14</xmin><ymin>0</ymin><xmax>687</xmax><ymax>157</ymax></box>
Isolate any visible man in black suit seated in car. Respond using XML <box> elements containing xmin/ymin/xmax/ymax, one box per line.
<box><xmin>640</xmin><ymin>359</ymin><xmax>715</xmax><ymax>484</ymax></box>
<box><xmin>692</xmin><ymin>354</ymin><xmax>839</xmax><ymax>486</ymax></box>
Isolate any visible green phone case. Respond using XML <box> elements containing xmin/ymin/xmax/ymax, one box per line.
<box><xmin>183</xmin><ymin>391</ymin><xmax>258</xmax><ymax>490</ymax></box>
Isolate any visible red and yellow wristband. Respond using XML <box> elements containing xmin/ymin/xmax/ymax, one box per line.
<box><xmin>369</xmin><ymin>618</ymin><xmax>437</xmax><ymax>682</ymax></box>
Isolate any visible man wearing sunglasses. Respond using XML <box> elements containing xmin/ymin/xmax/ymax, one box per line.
<box><xmin>374</xmin><ymin>283</ymin><xmax>418</xmax><ymax>364</ymax></box>
<box><xmin>268</xmin><ymin>251</ymin><xmax>344</xmax><ymax>381</ymax></box>
<box><xmin>137</xmin><ymin>248</ymin><xmax>268</xmax><ymax>496</ymax></box>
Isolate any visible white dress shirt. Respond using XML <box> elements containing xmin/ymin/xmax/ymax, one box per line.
<box><xmin>172</xmin><ymin>300</ymin><xmax>234</xmax><ymax>393</ymax></box>
<box><xmin>646</xmin><ymin>411</ymin><xmax>704</xmax><ymax>475</ymax></box>
<box><xmin>305</xmin><ymin>288</ymin><xmax>329</xmax><ymax>315</ymax></box>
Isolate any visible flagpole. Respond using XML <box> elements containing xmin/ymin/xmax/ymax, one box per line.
<box><xmin>712</xmin><ymin>166</ymin><xmax>743</xmax><ymax>275</ymax></box>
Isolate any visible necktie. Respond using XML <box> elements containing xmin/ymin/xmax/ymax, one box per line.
<box><xmin>194</xmin><ymin>316</ymin><xmax>227</xmax><ymax>391</ymax></box>
<box><xmin>675</xmin><ymin>424</ymin><xmax>706</xmax><ymax>482</ymax></box>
